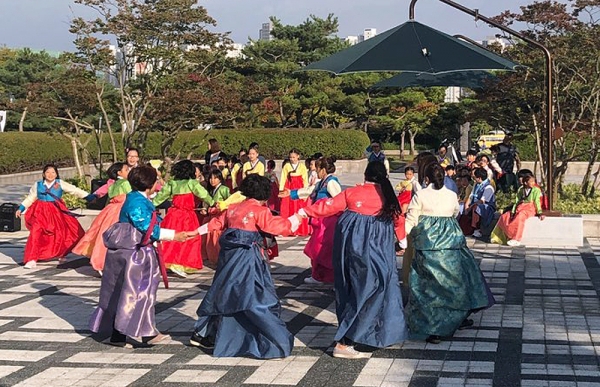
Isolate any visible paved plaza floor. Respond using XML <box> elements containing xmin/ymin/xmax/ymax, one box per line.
<box><xmin>0</xmin><ymin>170</ymin><xmax>599</xmax><ymax>386</ymax></box>
<box><xmin>0</xmin><ymin>230</ymin><xmax>599</xmax><ymax>386</ymax></box>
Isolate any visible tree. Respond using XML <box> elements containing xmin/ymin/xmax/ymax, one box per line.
<box><xmin>371</xmin><ymin>88</ymin><xmax>443</xmax><ymax>155</ymax></box>
<box><xmin>235</xmin><ymin>14</ymin><xmax>351</xmax><ymax>128</ymax></box>
<box><xmin>476</xmin><ymin>0</ymin><xmax>600</xmax><ymax>200</ymax></box>
<box><xmin>0</xmin><ymin>49</ymin><xmax>62</xmax><ymax>131</ymax></box>
<box><xmin>70</xmin><ymin>0</ymin><xmax>229</xmax><ymax>158</ymax></box>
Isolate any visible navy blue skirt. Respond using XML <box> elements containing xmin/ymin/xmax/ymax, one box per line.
<box><xmin>333</xmin><ymin>211</ymin><xmax>408</xmax><ymax>348</ymax></box>
<box><xmin>194</xmin><ymin>228</ymin><xmax>293</xmax><ymax>359</ymax></box>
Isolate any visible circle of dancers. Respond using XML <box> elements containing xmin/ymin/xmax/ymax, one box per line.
<box><xmin>15</xmin><ymin>138</ymin><xmax>546</xmax><ymax>359</ymax></box>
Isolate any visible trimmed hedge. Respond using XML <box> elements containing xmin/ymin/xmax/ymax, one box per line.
<box><xmin>0</xmin><ymin>129</ymin><xmax>371</xmax><ymax>175</ymax></box>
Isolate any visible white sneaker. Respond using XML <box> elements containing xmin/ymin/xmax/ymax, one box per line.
<box><xmin>170</xmin><ymin>267</ymin><xmax>188</xmax><ymax>278</ymax></box>
<box><xmin>98</xmin><ymin>270</ymin><xmax>103</xmax><ymax>277</ymax></box>
<box><xmin>507</xmin><ymin>239</ymin><xmax>521</xmax><ymax>247</ymax></box>
<box><xmin>24</xmin><ymin>261</ymin><xmax>37</xmax><ymax>269</ymax></box>
<box><xmin>304</xmin><ymin>277</ymin><xmax>324</xmax><ymax>285</ymax></box>
<box><xmin>472</xmin><ymin>230</ymin><xmax>482</xmax><ymax>238</ymax></box>
<box><xmin>333</xmin><ymin>345</ymin><xmax>369</xmax><ymax>359</ymax></box>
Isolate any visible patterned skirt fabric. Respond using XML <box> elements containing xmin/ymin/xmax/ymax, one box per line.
<box><xmin>406</xmin><ymin>216</ymin><xmax>495</xmax><ymax>337</ymax></box>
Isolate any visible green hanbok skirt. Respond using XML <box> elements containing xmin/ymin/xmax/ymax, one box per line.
<box><xmin>406</xmin><ymin>216</ymin><xmax>495</xmax><ymax>337</ymax></box>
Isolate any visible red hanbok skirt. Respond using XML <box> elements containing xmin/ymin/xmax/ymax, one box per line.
<box><xmin>23</xmin><ymin>200</ymin><xmax>85</xmax><ymax>263</ymax></box>
<box><xmin>159</xmin><ymin>193</ymin><xmax>202</xmax><ymax>270</ymax></box>
<box><xmin>280</xmin><ymin>175</ymin><xmax>310</xmax><ymax>236</ymax></box>
<box><xmin>72</xmin><ymin>194</ymin><xmax>126</xmax><ymax>271</ymax></box>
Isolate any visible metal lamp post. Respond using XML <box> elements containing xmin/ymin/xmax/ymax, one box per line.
<box><xmin>410</xmin><ymin>0</ymin><xmax>556</xmax><ymax>211</ymax></box>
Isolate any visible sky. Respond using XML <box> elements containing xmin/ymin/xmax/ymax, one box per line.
<box><xmin>0</xmin><ymin>0</ymin><xmax>544</xmax><ymax>52</ymax></box>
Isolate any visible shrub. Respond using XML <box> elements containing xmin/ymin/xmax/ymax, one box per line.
<box><xmin>0</xmin><ymin>129</ymin><xmax>370</xmax><ymax>174</ymax></box>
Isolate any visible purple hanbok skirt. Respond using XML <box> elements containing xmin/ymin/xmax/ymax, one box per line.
<box><xmin>89</xmin><ymin>223</ymin><xmax>161</xmax><ymax>338</ymax></box>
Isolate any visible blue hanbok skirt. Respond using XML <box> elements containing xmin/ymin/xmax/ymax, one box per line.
<box><xmin>406</xmin><ymin>216</ymin><xmax>495</xmax><ymax>337</ymax></box>
<box><xmin>194</xmin><ymin>228</ymin><xmax>293</xmax><ymax>359</ymax></box>
<box><xmin>332</xmin><ymin>211</ymin><xmax>408</xmax><ymax>348</ymax></box>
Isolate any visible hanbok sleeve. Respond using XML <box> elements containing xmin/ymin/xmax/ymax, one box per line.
<box><xmin>532</xmin><ymin>187</ymin><xmax>543</xmax><ymax>215</ymax></box>
<box><xmin>127</xmin><ymin>205</ymin><xmax>162</xmax><ymax>241</ymax></box>
<box><xmin>405</xmin><ymin>192</ymin><xmax>423</xmax><ymax>235</ymax></box>
<box><xmin>93</xmin><ymin>181</ymin><xmax>111</xmax><ymax>198</ymax></box>
<box><xmin>256</xmin><ymin>162</ymin><xmax>265</xmax><ymax>176</ymax></box>
<box><xmin>151</xmin><ymin>181</ymin><xmax>172</xmax><ymax>207</ymax></box>
<box><xmin>299</xmin><ymin>164</ymin><xmax>309</xmax><ymax>188</ymax></box>
<box><xmin>217</xmin><ymin>191</ymin><xmax>246</xmax><ymax>211</ymax></box>
<box><xmin>190</xmin><ymin>180</ymin><xmax>214</xmax><ymax>207</ymax></box>
<box><xmin>279</xmin><ymin>164</ymin><xmax>290</xmax><ymax>191</ymax></box>
<box><xmin>231</xmin><ymin>164</ymin><xmax>241</xmax><ymax>189</ymax></box>
<box><xmin>290</xmin><ymin>185</ymin><xmax>316</xmax><ymax>200</ymax></box>
<box><xmin>20</xmin><ymin>182</ymin><xmax>39</xmax><ymax>211</ymax></box>
<box><xmin>327</xmin><ymin>180</ymin><xmax>342</xmax><ymax>197</ymax></box>
<box><xmin>60</xmin><ymin>180</ymin><xmax>90</xmax><ymax>198</ymax></box>
<box><xmin>207</xmin><ymin>210</ymin><xmax>228</xmax><ymax>232</ymax></box>
<box><xmin>255</xmin><ymin>207</ymin><xmax>294</xmax><ymax>236</ymax></box>
<box><xmin>302</xmin><ymin>190</ymin><xmax>348</xmax><ymax>219</ymax></box>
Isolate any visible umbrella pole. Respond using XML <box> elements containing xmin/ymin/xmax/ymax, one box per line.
<box><xmin>410</xmin><ymin>0</ymin><xmax>556</xmax><ymax>211</ymax></box>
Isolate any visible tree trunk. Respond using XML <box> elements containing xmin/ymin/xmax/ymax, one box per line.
<box><xmin>409</xmin><ymin>130</ymin><xmax>416</xmax><ymax>156</ymax></box>
<box><xmin>581</xmin><ymin>149</ymin><xmax>598</xmax><ymax>196</ymax></box>
<box><xmin>71</xmin><ymin>138</ymin><xmax>84</xmax><ymax>178</ymax></box>
<box><xmin>400</xmin><ymin>130</ymin><xmax>406</xmax><ymax>161</ymax></box>
<box><xmin>18</xmin><ymin>107</ymin><xmax>28</xmax><ymax>132</ymax></box>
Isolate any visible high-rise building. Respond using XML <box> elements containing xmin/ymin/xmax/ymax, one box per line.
<box><xmin>363</xmin><ymin>28</ymin><xmax>377</xmax><ymax>40</ymax></box>
<box><xmin>479</xmin><ymin>36</ymin><xmax>511</xmax><ymax>53</ymax></box>
<box><xmin>345</xmin><ymin>36</ymin><xmax>359</xmax><ymax>46</ymax></box>
<box><xmin>259</xmin><ymin>22</ymin><xmax>273</xmax><ymax>41</ymax></box>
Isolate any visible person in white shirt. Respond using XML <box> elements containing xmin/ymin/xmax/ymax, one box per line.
<box><xmin>404</xmin><ymin>163</ymin><xmax>494</xmax><ymax>345</ymax></box>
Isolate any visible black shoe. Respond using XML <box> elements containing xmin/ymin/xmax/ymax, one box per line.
<box><xmin>459</xmin><ymin>318</ymin><xmax>474</xmax><ymax>330</ymax></box>
<box><xmin>426</xmin><ymin>335</ymin><xmax>442</xmax><ymax>344</ymax></box>
<box><xmin>190</xmin><ymin>331</ymin><xmax>214</xmax><ymax>349</ymax></box>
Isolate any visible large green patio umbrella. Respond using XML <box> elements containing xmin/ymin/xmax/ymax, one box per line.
<box><xmin>302</xmin><ymin>20</ymin><xmax>519</xmax><ymax>74</ymax></box>
<box><xmin>371</xmin><ymin>70</ymin><xmax>498</xmax><ymax>89</ymax></box>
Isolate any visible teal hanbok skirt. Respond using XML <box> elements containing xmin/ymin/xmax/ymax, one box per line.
<box><xmin>406</xmin><ymin>216</ymin><xmax>494</xmax><ymax>337</ymax></box>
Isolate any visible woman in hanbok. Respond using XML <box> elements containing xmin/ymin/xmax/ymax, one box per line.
<box><xmin>279</xmin><ymin>148</ymin><xmax>310</xmax><ymax>236</ymax></box>
<box><xmin>405</xmin><ymin>163</ymin><xmax>495</xmax><ymax>344</ymax></box>
<box><xmin>73</xmin><ymin>162</ymin><xmax>131</xmax><ymax>275</ymax></box>
<box><xmin>298</xmin><ymin>161</ymin><xmax>407</xmax><ymax>358</ymax></box>
<box><xmin>90</xmin><ymin>166</ymin><xmax>193</xmax><ymax>347</ymax></box>
<box><xmin>283</xmin><ymin>157</ymin><xmax>341</xmax><ymax>284</ymax></box>
<box><xmin>203</xmin><ymin>169</ymin><xmax>231</xmax><ymax>264</ymax></box>
<box><xmin>491</xmin><ymin>173</ymin><xmax>544</xmax><ymax>246</ymax></box>
<box><xmin>190</xmin><ymin>174</ymin><xmax>299</xmax><ymax>359</ymax></box>
<box><xmin>152</xmin><ymin>160</ymin><xmax>214</xmax><ymax>278</ymax></box>
<box><xmin>16</xmin><ymin>164</ymin><xmax>92</xmax><ymax>269</ymax></box>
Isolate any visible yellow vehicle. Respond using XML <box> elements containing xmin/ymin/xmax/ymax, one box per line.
<box><xmin>477</xmin><ymin>131</ymin><xmax>505</xmax><ymax>149</ymax></box>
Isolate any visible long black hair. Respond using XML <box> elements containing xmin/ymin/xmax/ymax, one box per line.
<box><xmin>106</xmin><ymin>162</ymin><xmax>126</xmax><ymax>181</ymax></box>
<box><xmin>415</xmin><ymin>152</ymin><xmax>438</xmax><ymax>186</ymax></box>
<box><xmin>364</xmin><ymin>161</ymin><xmax>400</xmax><ymax>221</ymax></box>
<box><xmin>424</xmin><ymin>163</ymin><xmax>445</xmax><ymax>190</ymax></box>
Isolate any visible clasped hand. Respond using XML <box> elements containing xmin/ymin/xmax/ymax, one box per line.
<box><xmin>278</xmin><ymin>189</ymin><xmax>290</xmax><ymax>198</ymax></box>
<box><xmin>174</xmin><ymin>230</ymin><xmax>200</xmax><ymax>242</ymax></box>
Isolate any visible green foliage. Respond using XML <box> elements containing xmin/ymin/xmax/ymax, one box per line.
<box><xmin>0</xmin><ymin>129</ymin><xmax>370</xmax><ymax>174</ymax></box>
<box><xmin>62</xmin><ymin>177</ymin><xmax>89</xmax><ymax>209</ymax></box>
<box><xmin>496</xmin><ymin>184</ymin><xmax>600</xmax><ymax>214</ymax></box>
<box><xmin>555</xmin><ymin>184</ymin><xmax>600</xmax><ymax>214</ymax></box>
<box><xmin>0</xmin><ymin>132</ymin><xmax>74</xmax><ymax>174</ymax></box>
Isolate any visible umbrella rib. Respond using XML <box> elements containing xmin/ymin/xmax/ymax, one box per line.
<box><xmin>411</xmin><ymin>22</ymin><xmax>435</xmax><ymax>73</ymax></box>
